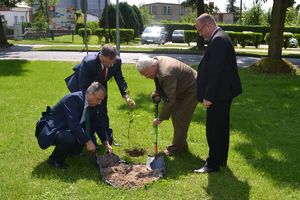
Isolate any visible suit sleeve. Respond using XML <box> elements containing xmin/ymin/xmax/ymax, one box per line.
<box><xmin>78</xmin><ymin>60</ymin><xmax>93</xmax><ymax>93</ymax></box>
<box><xmin>63</xmin><ymin>96</ymin><xmax>90</xmax><ymax>144</ymax></box>
<box><xmin>204</xmin><ymin>37</ymin><xmax>226</xmax><ymax>102</ymax></box>
<box><xmin>90</xmin><ymin>109</ymin><xmax>108</xmax><ymax>143</ymax></box>
<box><xmin>113</xmin><ymin>59</ymin><xmax>128</xmax><ymax>96</ymax></box>
<box><xmin>159</xmin><ymin>75</ymin><xmax>177</xmax><ymax>120</ymax></box>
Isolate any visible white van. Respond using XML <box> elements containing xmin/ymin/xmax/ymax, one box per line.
<box><xmin>141</xmin><ymin>26</ymin><xmax>167</xmax><ymax>45</ymax></box>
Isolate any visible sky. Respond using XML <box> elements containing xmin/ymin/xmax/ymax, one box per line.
<box><xmin>115</xmin><ymin>0</ymin><xmax>300</xmax><ymax>12</ymax></box>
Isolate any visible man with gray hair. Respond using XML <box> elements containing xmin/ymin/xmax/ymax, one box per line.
<box><xmin>194</xmin><ymin>13</ymin><xmax>242</xmax><ymax>173</ymax></box>
<box><xmin>136</xmin><ymin>56</ymin><xmax>198</xmax><ymax>156</ymax></box>
<box><xmin>35</xmin><ymin>82</ymin><xmax>111</xmax><ymax>169</ymax></box>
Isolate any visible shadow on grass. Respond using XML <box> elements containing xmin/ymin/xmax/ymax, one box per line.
<box><xmin>206</xmin><ymin>168</ymin><xmax>250</xmax><ymax>200</ymax></box>
<box><xmin>231</xmin><ymin>70</ymin><xmax>300</xmax><ymax>187</ymax></box>
<box><xmin>164</xmin><ymin>151</ymin><xmax>205</xmax><ymax>179</ymax></box>
<box><xmin>0</xmin><ymin>60</ymin><xmax>29</xmax><ymax>76</ymax></box>
<box><xmin>118</xmin><ymin>92</ymin><xmax>154</xmax><ymax>113</ymax></box>
<box><xmin>32</xmin><ymin>155</ymin><xmax>102</xmax><ymax>183</ymax></box>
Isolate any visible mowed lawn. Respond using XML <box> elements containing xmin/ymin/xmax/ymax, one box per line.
<box><xmin>0</xmin><ymin>60</ymin><xmax>299</xmax><ymax>200</ymax></box>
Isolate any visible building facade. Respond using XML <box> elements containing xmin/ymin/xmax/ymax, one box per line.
<box><xmin>141</xmin><ymin>3</ymin><xmax>192</xmax><ymax>22</ymax></box>
<box><xmin>0</xmin><ymin>2</ymin><xmax>32</xmax><ymax>26</ymax></box>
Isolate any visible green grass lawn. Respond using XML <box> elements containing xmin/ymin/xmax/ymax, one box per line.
<box><xmin>0</xmin><ymin>60</ymin><xmax>300</xmax><ymax>199</ymax></box>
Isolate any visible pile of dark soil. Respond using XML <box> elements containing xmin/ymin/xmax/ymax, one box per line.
<box><xmin>124</xmin><ymin>148</ymin><xmax>146</xmax><ymax>157</ymax></box>
<box><xmin>97</xmin><ymin>154</ymin><xmax>162</xmax><ymax>189</ymax></box>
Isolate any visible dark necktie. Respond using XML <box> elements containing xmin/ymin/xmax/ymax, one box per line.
<box><xmin>102</xmin><ymin>67</ymin><xmax>107</xmax><ymax>80</ymax></box>
<box><xmin>85</xmin><ymin>107</ymin><xmax>91</xmax><ymax>136</ymax></box>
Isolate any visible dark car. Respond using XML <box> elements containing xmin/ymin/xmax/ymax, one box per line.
<box><xmin>172</xmin><ymin>30</ymin><xmax>184</xmax><ymax>43</ymax></box>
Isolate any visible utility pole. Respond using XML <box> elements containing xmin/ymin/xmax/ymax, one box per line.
<box><xmin>81</xmin><ymin>0</ymin><xmax>88</xmax><ymax>54</ymax></box>
<box><xmin>240</xmin><ymin>0</ymin><xmax>242</xmax><ymax>24</ymax></box>
<box><xmin>116</xmin><ymin>0</ymin><xmax>120</xmax><ymax>56</ymax></box>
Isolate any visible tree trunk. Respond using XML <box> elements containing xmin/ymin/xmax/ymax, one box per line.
<box><xmin>268</xmin><ymin>0</ymin><xmax>288</xmax><ymax>59</ymax></box>
<box><xmin>0</xmin><ymin>17</ymin><xmax>9</xmax><ymax>47</ymax></box>
<box><xmin>197</xmin><ymin>0</ymin><xmax>205</xmax><ymax>50</ymax></box>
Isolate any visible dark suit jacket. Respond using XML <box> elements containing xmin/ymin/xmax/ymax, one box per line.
<box><xmin>197</xmin><ymin>28</ymin><xmax>242</xmax><ymax>103</ymax></box>
<box><xmin>65</xmin><ymin>53</ymin><xmax>127</xmax><ymax>96</ymax></box>
<box><xmin>35</xmin><ymin>91</ymin><xmax>107</xmax><ymax>149</ymax></box>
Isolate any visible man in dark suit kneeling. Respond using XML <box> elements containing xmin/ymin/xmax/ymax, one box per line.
<box><xmin>35</xmin><ymin>82</ymin><xmax>112</xmax><ymax>169</ymax></box>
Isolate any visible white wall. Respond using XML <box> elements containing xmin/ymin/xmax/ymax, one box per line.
<box><xmin>0</xmin><ymin>7</ymin><xmax>30</xmax><ymax>26</ymax></box>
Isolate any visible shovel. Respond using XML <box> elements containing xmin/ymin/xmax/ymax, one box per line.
<box><xmin>146</xmin><ymin>102</ymin><xmax>166</xmax><ymax>174</ymax></box>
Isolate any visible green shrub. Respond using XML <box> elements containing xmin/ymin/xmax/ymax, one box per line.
<box><xmin>87</xmin><ymin>21</ymin><xmax>99</xmax><ymax>33</ymax></box>
<box><xmin>76</xmin><ymin>22</ymin><xmax>84</xmax><ymax>34</ymax></box>
<box><xmin>265</xmin><ymin>32</ymin><xmax>293</xmax><ymax>49</ymax></box>
<box><xmin>78</xmin><ymin>28</ymin><xmax>92</xmax><ymax>43</ymax></box>
<box><xmin>94</xmin><ymin>28</ymin><xmax>106</xmax><ymax>44</ymax></box>
<box><xmin>184</xmin><ymin>30</ymin><xmax>197</xmax><ymax>46</ymax></box>
<box><xmin>110</xmin><ymin>29</ymin><xmax>134</xmax><ymax>44</ymax></box>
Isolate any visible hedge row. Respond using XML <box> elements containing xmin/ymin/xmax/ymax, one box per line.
<box><xmin>78</xmin><ymin>28</ymin><xmax>134</xmax><ymax>44</ymax></box>
<box><xmin>154</xmin><ymin>22</ymin><xmax>300</xmax><ymax>41</ymax></box>
<box><xmin>184</xmin><ymin>30</ymin><xmax>299</xmax><ymax>48</ymax></box>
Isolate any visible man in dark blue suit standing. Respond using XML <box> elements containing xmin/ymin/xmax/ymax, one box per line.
<box><xmin>194</xmin><ymin>14</ymin><xmax>242</xmax><ymax>173</ymax></box>
<box><xmin>35</xmin><ymin>82</ymin><xmax>112</xmax><ymax>169</ymax></box>
<box><xmin>65</xmin><ymin>44</ymin><xmax>135</xmax><ymax>146</ymax></box>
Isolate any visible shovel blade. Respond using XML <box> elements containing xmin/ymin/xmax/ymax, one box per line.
<box><xmin>146</xmin><ymin>155</ymin><xmax>166</xmax><ymax>174</ymax></box>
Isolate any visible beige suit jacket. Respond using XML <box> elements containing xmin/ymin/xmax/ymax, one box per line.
<box><xmin>155</xmin><ymin>56</ymin><xmax>197</xmax><ymax>120</ymax></box>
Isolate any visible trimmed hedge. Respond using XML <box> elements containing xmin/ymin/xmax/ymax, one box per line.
<box><xmin>225</xmin><ymin>31</ymin><xmax>263</xmax><ymax>48</ymax></box>
<box><xmin>94</xmin><ymin>28</ymin><xmax>109</xmax><ymax>44</ymax></box>
<box><xmin>184</xmin><ymin>30</ymin><xmax>197</xmax><ymax>46</ymax></box>
<box><xmin>78</xmin><ymin>28</ymin><xmax>92</xmax><ymax>43</ymax></box>
<box><xmin>151</xmin><ymin>22</ymin><xmax>300</xmax><ymax>42</ymax></box>
<box><xmin>265</xmin><ymin>32</ymin><xmax>293</xmax><ymax>49</ymax></box>
<box><xmin>110</xmin><ymin>29</ymin><xmax>134</xmax><ymax>44</ymax></box>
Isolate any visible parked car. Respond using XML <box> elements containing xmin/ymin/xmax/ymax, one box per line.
<box><xmin>141</xmin><ymin>26</ymin><xmax>167</xmax><ymax>45</ymax></box>
<box><xmin>172</xmin><ymin>30</ymin><xmax>184</xmax><ymax>43</ymax></box>
<box><xmin>288</xmin><ymin>37</ymin><xmax>298</xmax><ymax>48</ymax></box>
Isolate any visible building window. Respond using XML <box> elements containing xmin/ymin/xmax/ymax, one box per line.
<box><xmin>163</xmin><ymin>5</ymin><xmax>172</xmax><ymax>15</ymax></box>
<box><xmin>180</xmin><ymin>6</ymin><xmax>185</xmax><ymax>15</ymax></box>
<box><xmin>14</xmin><ymin>16</ymin><xmax>18</xmax><ymax>24</ymax></box>
<box><xmin>150</xmin><ymin>5</ymin><xmax>157</xmax><ymax>15</ymax></box>
<box><xmin>21</xmin><ymin>16</ymin><xmax>25</xmax><ymax>23</ymax></box>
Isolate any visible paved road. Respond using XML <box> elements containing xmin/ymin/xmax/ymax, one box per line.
<box><xmin>1</xmin><ymin>45</ymin><xmax>300</xmax><ymax>68</ymax></box>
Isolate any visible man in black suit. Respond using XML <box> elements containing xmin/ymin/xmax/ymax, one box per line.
<box><xmin>194</xmin><ymin>13</ymin><xmax>242</xmax><ymax>173</ymax></box>
<box><xmin>65</xmin><ymin>44</ymin><xmax>135</xmax><ymax>146</ymax></box>
<box><xmin>35</xmin><ymin>82</ymin><xmax>112</xmax><ymax>169</ymax></box>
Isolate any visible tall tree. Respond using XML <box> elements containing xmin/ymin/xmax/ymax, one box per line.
<box><xmin>243</xmin><ymin>2</ymin><xmax>265</xmax><ymax>25</ymax></box>
<box><xmin>119</xmin><ymin>2</ymin><xmax>140</xmax><ymax>37</ymax></box>
<box><xmin>132</xmin><ymin>5</ymin><xmax>144</xmax><ymax>35</ymax></box>
<box><xmin>181</xmin><ymin>0</ymin><xmax>205</xmax><ymax>49</ymax></box>
<box><xmin>0</xmin><ymin>0</ymin><xmax>22</xmax><ymax>47</ymax></box>
<box><xmin>267</xmin><ymin>0</ymin><xmax>294</xmax><ymax>59</ymax></box>
<box><xmin>226</xmin><ymin>0</ymin><xmax>240</xmax><ymax>22</ymax></box>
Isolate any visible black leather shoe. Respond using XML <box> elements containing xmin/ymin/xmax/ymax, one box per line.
<box><xmin>47</xmin><ymin>159</ymin><xmax>68</xmax><ymax>170</ymax></box>
<box><xmin>194</xmin><ymin>166</ymin><xmax>219</xmax><ymax>173</ymax></box>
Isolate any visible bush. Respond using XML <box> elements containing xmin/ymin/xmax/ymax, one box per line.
<box><xmin>184</xmin><ymin>30</ymin><xmax>197</xmax><ymax>46</ymax></box>
<box><xmin>87</xmin><ymin>21</ymin><xmax>99</xmax><ymax>33</ymax></box>
<box><xmin>78</xmin><ymin>28</ymin><xmax>92</xmax><ymax>43</ymax></box>
<box><xmin>76</xmin><ymin>22</ymin><xmax>84</xmax><ymax>34</ymax></box>
<box><xmin>249</xmin><ymin>58</ymin><xmax>300</xmax><ymax>75</ymax></box>
<box><xmin>94</xmin><ymin>28</ymin><xmax>107</xmax><ymax>44</ymax></box>
<box><xmin>225</xmin><ymin>32</ymin><xmax>263</xmax><ymax>48</ymax></box>
<box><xmin>265</xmin><ymin>32</ymin><xmax>293</xmax><ymax>49</ymax></box>
<box><xmin>110</xmin><ymin>29</ymin><xmax>134</xmax><ymax>44</ymax></box>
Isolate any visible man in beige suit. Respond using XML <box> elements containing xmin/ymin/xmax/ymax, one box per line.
<box><xmin>136</xmin><ymin>56</ymin><xmax>198</xmax><ymax>155</ymax></box>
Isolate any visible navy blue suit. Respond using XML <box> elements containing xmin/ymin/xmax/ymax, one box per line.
<box><xmin>197</xmin><ymin>28</ymin><xmax>242</xmax><ymax>170</ymax></box>
<box><xmin>35</xmin><ymin>91</ymin><xmax>106</xmax><ymax>163</ymax></box>
<box><xmin>65</xmin><ymin>53</ymin><xmax>127</xmax><ymax>143</ymax></box>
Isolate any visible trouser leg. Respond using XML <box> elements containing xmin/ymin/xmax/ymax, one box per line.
<box><xmin>49</xmin><ymin>130</ymin><xmax>83</xmax><ymax>163</ymax></box>
<box><xmin>206</xmin><ymin>100</ymin><xmax>231</xmax><ymax>170</ymax></box>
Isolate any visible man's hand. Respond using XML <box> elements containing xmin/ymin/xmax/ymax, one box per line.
<box><xmin>203</xmin><ymin>99</ymin><xmax>212</xmax><ymax>108</ymax></box>
<box><xmin>104</xmin><ymin>141</ymin><xmax>113</xmax><ymax>154</ymax></box>
<box><xmin>124</xmin><ymin>94</ymin><xmax>136</xmax><ymax>109</ymax></box>
<box><xmin>151</xmin><ymin>91</ymin><xmax>161</xmax><ymax>103</ymax></box>
<box><xmin>86</xmin><ymin>140</ymin><xmax>96</xmax><ymax>152</ymax></box>
<box><xmin>152</xmin><ymin>118</ymin><xmax>162</xmax><ymax>127</ymax></box>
